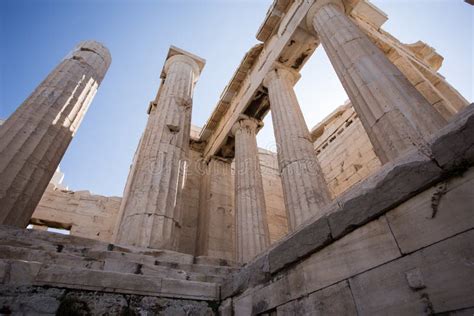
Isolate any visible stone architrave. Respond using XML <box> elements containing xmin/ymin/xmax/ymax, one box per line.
<box><xmin>115</xmin><ymin>47</ymin><xmax>205</xmax><ymax>250</ymax></box>
<box><xmin>232</xmin><ymin>116</ymin><xmax>270</xmax><ymax>263</ymax></box>
<box><xmin>0</xmin><ymin>41</ymin><xmax>111</xmax><ymax>227</ymax></box>
<box><xmin>307</xmin><ymin>0</ymin><xmax>446</xmax><ymax>163</ymax></box>
<box><xmin>263</xmin><ymin>65</ymin><xmax>331</xmax><ymax>230</ymax></box>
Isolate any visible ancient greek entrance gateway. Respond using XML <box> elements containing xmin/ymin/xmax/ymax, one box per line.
<box><xmin>1</xmin><ymin>0</ymin><xmax>473</xmax><ymax>314</ymax></box>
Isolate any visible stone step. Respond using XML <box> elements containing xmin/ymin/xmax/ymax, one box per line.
<box><xmin>0</xmin><ymin>245</ymin><xmax>104</xmax><ymax>270</ymax></box>
<box><xmin>0</xmin><ymin>225</ymin><xmax>196</xmax><ymax>265</ymax></box>
<box><xmin>0</xmin><ymin>225</ymin><xmax>239</xmax><ymax>283</ymax></box>
<box><xmin>102</xmin><ymin>258</ymin><xmax>228</xmax><ymax>283</ymax></box>
<box><xmin>0</xmin><ymin>236</ymin><xmax>238</xmax><ymax>277</ymax></box>
<box><xmin>0</xmin><ymin>259</ymin><xmax>220</xmax><ymax>301</ymax></box>
<box><xmin>0</xmin><ymin>244</ymin><xmax>230</xmax><ymax>284</ymax></box>
<box><xmin>0</xmin><ymin>225</ymin><xmax>239</xmax><ymax>276</ymax></box>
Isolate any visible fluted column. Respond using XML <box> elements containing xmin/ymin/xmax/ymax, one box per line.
<box><xmin>263</xmin><ymin>65</ymin><xmax>331</xmax><ymax>230</ymax></box>
<box><xmin>232</xmin><ymin>116</ymin><xmax>270</xmax><ymax>263</ymax></box>
<box><xmin>308</xmin><ymin>0</ymin><xmax>446</xmax><ymax>163</ymax></box>
<box><xmin>0</xmin><ymin>41</ymin><xmax>111</xmax><ymax>227</ymax></box>
<box><xmin>115</xmin><ymin>50</ymin><xmax>204</xmax><ymax>250</ymax></box>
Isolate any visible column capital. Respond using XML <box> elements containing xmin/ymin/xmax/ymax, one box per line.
<box><xmin>231</xmin><ymin>115</ymin><xmax>263</xmax><ymax>136</ymax></box>
<box><xmin>263</xmin><ymin>63</ymin><xmax>301</xmax><ymax>88</ymax></box>
<box><xmin>162</xmin><ymin>46</ymin><xmax>206</xmax><ymax>82</ymax></box>
<box><xmin>306</xmin><ymin>0</ymin><xmax>345</xmax><ymax>35</ymax></box>
<box><xmin>164</xmin><ymin>54</ymin><xmax>201</xmax><ymax>81</ymax></box>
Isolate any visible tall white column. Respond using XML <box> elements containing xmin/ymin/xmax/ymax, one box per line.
<box><xmin>308</xmin><ymin>0</ymin><xmax>446</xmax><ymax>163</ymax></box>
<box><xmin>115</xmin><ymin>48</ymin><xmax>204</xmax><ymax>250</ymax></box>
<box><xmin>0</xmin><ymin>41</ymin><xmax>111</xmax><ymax>227</ymax></box>
<box><xmin>263</xmin><ymin>65</ymin><xmax>331</xmax><ymax>230</ymax></box>
<box><xmin>232</xmin><ymin>116</ymin><xmax>270</xmax><ymax>263</ymax></box>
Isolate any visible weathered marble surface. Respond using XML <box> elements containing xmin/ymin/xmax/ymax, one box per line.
<box><xmin>0</xmin><ymin>223</ymin><xmax>242</xmax><ymax>311</ymax></box>
<box><xmin>258</xmin><ymin>148</ymin><xmax>288</xmax><ymax>243</ymax></box>
<box><xmin>357</xmin><ymin>17</ymin><xmax>469</xmax><ymax>117</ymax></box>
<box><xmin>232</xmin><ymin>116</ymin><xmax>270</xmax><ymax>263</ymax></box>
<box><xmin>0</xmin><ymin>286</ymin><xmax>217</xmax><ymax>315</ymax></box>
<box><xmin>115</xmin><ymin>48</ymin><xmax>205</xmax><ymax>250</ymax></box>
<box><xmin>222</xmin><ymin>105</ymin><xmax>474</xmax><ymax>304</ymax></box>
<box><xmin>310</xmin><ymin>0</ymin><xmax>446</xmax><ymax>163</ymax></box>
<box><xmin>177</xmin><ymin>149</ymin><xmax>206</xmax><ymax>255</ymax></box>
<box><xmin>196</xmin><ymin>157</ymin><xmax>235</xmax><ymax>261</ymax></box>
<box><xmin>0</xmin><ymin>41</ymin><xmax>111</xmax><ymax>227</ymax></box>
<box><xmin>264</xmin><ymin>65</ymin><xmax>330</xmax><ymax>230</ymax></box>
<box><xmin>221</xmin><ymin>104</ymin><xmax>474</xmax><ymax>312</ymax></box>
<box><xmin>312</xmin><ymin>104</ymin><xmax>382</xmax><ymax>198</ymax></box>
<box><xmin>1</xmin><ymin>3</ymin><xmax>471</xmax><ymax>314</ymax></box>
<box><xmin>32</xmin><ymin>185</ymin><xmax>121</xmax><ymax>242</ymax></box>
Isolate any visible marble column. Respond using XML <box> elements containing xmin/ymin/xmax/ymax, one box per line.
<box><xmin>232</xmin><ymin>116</ymin><xmax>270</xmax><ymax>263</ymax></box>
<box><xmin>0</xmin><ymin>41</ymin><xmax>111</xmax><ymax>227</ymax></box>
<box><xmin>263</xmin><ymin>65</ymin><xmax>331</xmax><ymax>230</ymax></box>
<box><xmin>115</xmin><ymin>48</ymin><xmax>204</xmax><ymax>250</ymax></box>
<box><xmin>308</xmin><ymin>0</ymin><xmax>446</xmax><ymax>163</ymax></box>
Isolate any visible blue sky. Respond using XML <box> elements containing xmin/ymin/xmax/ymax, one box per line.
<box><xmin>1</xmin><ymin>0</ymin><xmax>472</xmax><ymax>197</ymax></box>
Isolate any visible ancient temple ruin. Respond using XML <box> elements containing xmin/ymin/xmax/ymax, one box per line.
<box><xmin>1</xmin><ymin>0</ymin><xmax>473</xmax><ymax>314</ymax></box>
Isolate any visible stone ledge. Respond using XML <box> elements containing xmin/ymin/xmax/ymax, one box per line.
<box><xmin>329</xmin><ymin>148</ymin><xmax>442</xmax><ymax>238</ymax></box>
<box><xmin>234</xmin><ymin>217</ymin><xmax>401</xmax><ymax>314</ymax></box>
<box><xmin>0</xmin><ymin>259</ymin><xmax>220</xmax><ymax>301</ymax></box>
<box><xmin>430</xmin><ymin>103</ymin><xmax>474</xmax><ymax>171</ymax></box>
<box><xmin>267</xmin><ymin>216</ymin><xmax>332</xmax><ymax>274</ymax></box>
<box><xmin>221</xmin><ymin>254</ymin><xmax>270</xmax><ymax>299</ymax></box>
<box><xmin>221</xmin><ymin>103</ymin><xmax>474</xmax><ymax>299</ymax></box>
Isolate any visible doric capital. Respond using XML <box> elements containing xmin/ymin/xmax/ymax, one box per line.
<box><xmin>263</xmin><ymin>63</ymin><xmax>301</xmax><ymax>88</ymax></box>
<box><xmin>231</xmin><ymin>115</ymin><xmax>263</xmax><ymax>136</ymax></box>
<box><xmin>161</xmin><ymin>46</ymin><xmax>205</xmax><ymax>83</ymax></box>
<box><xmin>164</xmin><ymin>54</ymin><xmax>201</xmax><ymax>81</ymax></box>
<box><xmin>306</xmin><ymin>0</ymin><xmax>345</xmax><ymax>35</ymax></box>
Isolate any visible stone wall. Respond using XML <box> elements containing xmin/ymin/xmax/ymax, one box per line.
<box><xmin>178</xmin><ymin>149</ymin><xmax>206</xmax><ymax>255</ymax></box>
<box><xmin>311</xmin><ymin>104</ymin><xmax>382</xmax><ymax>198</ymax></box>
<box><xmin>226</xmin><ymin>168</ymin><xmax>474</xmax><ymax>314</ymax></box>
<box><xmin>194</xmin><ymin>148</ymin><xmax>287</xmax><ymax>260</ymax></box>
<box><xmin>32</xmin><ymin>186</ymin><xmax>121</xmax><ymax>242</ymax></box>
<box><xmin>197</xmin><ymin>156</ymin><xmax>235</xmax><ymax>261</ymax></box>
<box><xmin>0</xmin><ymin>287</ymin><xmax>216</xmax><ymax>315</ymax></box>
<box><xmin>259</xmin><ymin>149</ymin><xmax>288</xmax><ymax>243</ymax></box>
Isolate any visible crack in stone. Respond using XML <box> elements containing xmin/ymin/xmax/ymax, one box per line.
<box><xmin>430</xmin><ymin>181</ymin><xmax>447</xmax><ymax>218</ymax></box>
